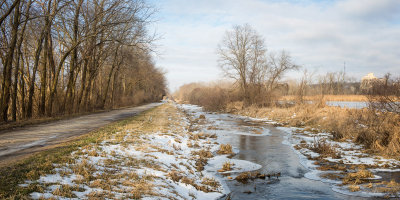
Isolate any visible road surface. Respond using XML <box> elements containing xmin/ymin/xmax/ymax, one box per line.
<box><xmin>0</xmin><ymin>102</ymin><xmax>162</xmax><ymax>166</ymax></box>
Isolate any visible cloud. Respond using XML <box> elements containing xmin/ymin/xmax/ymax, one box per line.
<box><xmin>337</xmin><ymin>0</ymin><xmax>400</xmax><ymax>22</ymax></box>
<box><xmin>150</xmin><ymin>0</ymin><xmax>400</xmax><ymax>91</ymax></box>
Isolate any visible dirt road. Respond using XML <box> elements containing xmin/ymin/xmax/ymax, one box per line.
<box><xmin>0</xmin><ymin>102</ymin><xmax>162</xmax><ymax>166</ymax></box>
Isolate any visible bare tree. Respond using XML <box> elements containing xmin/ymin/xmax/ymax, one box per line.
<box><xmin>0</xmin><ymin>0</ymin><xmax>166</xmax><ymax>122</ymax></box>
<box><xmin>217</xmin><ymin>24</ymin><xmax>267</xmax><ymax>105</ymax></box>
<box><xmin>0</xmin><ymin>0</ymin><xmax>21</xmax><ymax>122</ymax></box>
<box><xmin>217</xmin><ymin>24</ymin><xmax>298</xmax><ymax>105</ymax></box>
<box><xmin>367</xmin><ymin>73</ymin><xmax>400</xmax><ymax>114</ymax></box>
<box><xmin>266</xmin><ymin>51</ymin><xmax>299</xmax><ymax>93</ymax></box>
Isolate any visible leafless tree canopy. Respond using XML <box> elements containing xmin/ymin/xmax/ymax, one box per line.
<box><xmin>367</xmin><ymin>74</ymin><xmax>400</xmax><ymax>114</ymax></box>
<box><xmin>217</xmin><ymin>24</ymin><xmax>298</xmax><ymax>105</ymax></box>
<box><xmin>0</xmin><ymin>0</ymin><xmax>167</xmax><ymax>122</ymax></box>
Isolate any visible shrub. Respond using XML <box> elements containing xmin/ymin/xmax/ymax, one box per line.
<box><xmin>308</xmin><ymin>137</ymin><xmax>341</xmax><ymax>159</ymax></box>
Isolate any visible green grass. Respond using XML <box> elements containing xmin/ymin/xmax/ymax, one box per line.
<box><xmin>0</xmin><ymin>106</ymin><xmax>159</xmax><ymax>199</ymax></box>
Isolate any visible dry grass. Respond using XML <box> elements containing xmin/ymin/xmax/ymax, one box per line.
<box><xmin>52</xmin><ymin>185</ymin><xmax>76</xmax><ymax>198</ymax></box>
<box><xmin>342</xmin><ymin>169</ymin><xmax>373</xmax><ymax>185</ymax></box>
<box><xmin>374</xmin><ymin>180</ymin><xmax>400</xmax><ymax>195</ymax></box>
<box><xmin>235</xmin><ymin>172</ymin><xmax>251</xmax><ymax>183</ymax></box>
<box><xmin>72</xmin><ymin>159</ymin><xmax>96</xmax><ymax>182</ymax></box>
<box><xmin>308</xmin><ymin>138</ymin><xmax>341</xmax><ymax>159</ymax></box>
<box><xmin>235</xmin><ymin>103</ymin><xmax>400</xmax><ymax>158</ymax></box>
<box><xmin>195</xmin><ymin>157</ymin><xmax>208</xmax><ymax>172</ymax></box>
<box><xmin>280</xmin><ymin>95</ymin><xmax>368</xmax><ymax>102</ymax></box>
<box><xmin>317</xmin><ymin>164</ymin><xmax>346</xmax><ymax>171</ymax></box>
<box><xmin>234</xmin><ymin>171</ymin><xmax>268</xmax><ymax>183</ymax></box>
<box><xmin>0</xmin><ymin>105</ymin><xmax>164</xmax><ymax>199</ymax></box>
<box><xmin>201</xmin><ymin>177</ymin><xmax>220</xmax><ymax>188</ymax></box>
<box><xmin>218</xmin><ymin>161</ymin><xmax>233</xmax><ymax>172</ymax></box>
<box><xmin>217</xmin><ymin>144</ymin><xmax>233</xmax><ymax>155</ymax></box>
<box><xmin>348</xmin><ymin>185</ymin><xmax>361</xmax><ymax>192</ymax></box>
<box><xmin>192</xmin><ymin>149</ymin><xmax>213</xmax><ymax>158</ymax></box>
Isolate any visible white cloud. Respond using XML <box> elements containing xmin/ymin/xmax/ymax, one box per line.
<box><xmin>150</xmin><ymin>0</ymin><xmax>400</xmax><ymax>91</ymax></box>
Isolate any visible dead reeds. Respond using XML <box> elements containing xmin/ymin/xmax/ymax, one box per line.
<box><xmin>217</xmin><ymin>144</ymin><xmax>233</xmax><ymax>155</ymax></box>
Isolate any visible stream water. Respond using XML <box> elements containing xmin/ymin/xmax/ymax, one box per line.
<box><xmin>214</xmin><ymin>117</ymin><xmax>371</xmax><ymax>200</ymax></box>
<box><xmin>180</xmin><ymin>104</ymin><xmax>383</xmax><ymax>200</ymax></box>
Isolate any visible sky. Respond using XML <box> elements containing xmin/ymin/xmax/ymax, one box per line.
<box><xmin>148</xmin><ymin>0</ymin><xmax>400</xmax><ymax>91</ymax></box>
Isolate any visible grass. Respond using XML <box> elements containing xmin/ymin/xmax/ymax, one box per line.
<box><xmin>167</xmin><ymin>170</ymin><xmax>183</xmax><ymax>182</ymax></box>
<box><xmin>3</xmin><ymin>102</ymin><xmax>226</xmax><ymax>199</ymax></box>
<box><xmin>0</xmin><ymin>106</ymin><xmax>159</xmax><ymax>199</ymax></box>
<box><xmin>375</xmin><ymin>180</ymin><xmax>400</xmax><ymax>196</ymax></box>
<box><xmin>235</xmin><ymin>172</ymin><xmax>251</xmax><ymax>183</ymax></box>
<box><xmin>280</xmin><ymin>95</ymin><xmax>368</xmax><ymax>102</ymax></box>
<box><xmin>218</xmin><ymin>161</ymin><xmax>233</xmax><ymax>172</ymax></box>
<box><xmin>217</xmin><ymin>144</ymin><xmax>233</xmax><ymax>155</ymax></box>
<box><xmin>308</xmin><ymin>138</ymin><xmax>341</xmax><ymax>159</ymax></box>
<box><xmin>234</xmin><ymin>171</ymin><xmax>269</xmax><ymax>183</ymax></box>
<box><xmin>342</xmin><ymin>168</ymin><xmax>374</xmax><ymax>185</ymax></box>
<box><xmin>235</xmin><ymin>102</ymin><xmax>400</xmax><ymax>158</ymax></box>
<box><xmin>192</xmin><ymin>149</ymin><xmax>213</xmax><ymax>158</ymax></box>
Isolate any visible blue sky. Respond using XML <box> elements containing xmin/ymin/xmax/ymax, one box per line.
<box><xmin>148</xmin><ymin>0</ymin><xmax>400</xmax><ymax>91</ymax></box>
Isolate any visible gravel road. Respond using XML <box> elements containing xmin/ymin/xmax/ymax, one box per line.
<box><xmin>0</xmin><ymin>102</ymin><xmax>162</xmax><ymax>166</ymax></box>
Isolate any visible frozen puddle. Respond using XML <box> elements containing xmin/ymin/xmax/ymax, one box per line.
<box><xmin>179</xmin><ymin>104</ymin><xmax>272</xmax><ymax>137</ymax></box>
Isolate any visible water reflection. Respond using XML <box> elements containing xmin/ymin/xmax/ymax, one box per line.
<box><xmin>215</xmin><ymin>116</ymin><xmax>375</xmax><ymax>200</ymax></box>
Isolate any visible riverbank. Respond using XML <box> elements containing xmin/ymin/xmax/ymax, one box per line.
<box><xmin>232</xmin><ymin>102</ymin><xmax>400</xmax><ymax>158</ymax></box>
<box><xmin>279</xmin><ymin>95</ymin><xmax>369</xmax><ymax>102</ymax></box>
<box><xmin>231</xmin><ymin>102</ymin><xmax>400</xmax><ymax>197</ymax></box>
<box><xmin>1</xmin><ymin>102</ymin><xmax>267</xmax><ymax>199</ymax></box>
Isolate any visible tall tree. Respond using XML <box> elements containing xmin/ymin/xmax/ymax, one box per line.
<box><xmin>0</xmin><ymin>0</ymin><xmax>21</xmax><ymax>122</ymax></box>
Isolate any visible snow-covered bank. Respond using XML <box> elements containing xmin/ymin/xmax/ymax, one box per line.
<box><xmin>277</xmin><ymin>124</ymin><xmax>400</xmax><ymax>198</ymax></box>
<box><xmin>21</xmin><ymin>103</ymin><xmax>264</xmax><ymax>200</ymax></box>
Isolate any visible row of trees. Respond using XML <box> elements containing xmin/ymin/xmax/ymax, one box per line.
<box><xmin>0</xmin><ymin>0</ymin><xmax>166</xmax><ymax>122</ymax></box>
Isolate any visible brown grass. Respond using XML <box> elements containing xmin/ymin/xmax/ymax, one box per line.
<box><xmin>217</xmin><ymin>144</ymin><xmax>233</xmax><ymax>155</ymax></box>
<box><xmin>308</xmin><ymin>138</ymin><xmax>341</xmax><ymax>159</ymax></box>
<box><xmin>218</xmin><ymin>161</ymin><xmax>233</xmax><ymax>172</ymax></box>
<box><xmin>192</xmin><ymin>149</ymin><xmax>213</xmax><ymax>158</ymax></box>
<box><xmin>0</xmin><ymin>105</ymin><xmax>164</xmax><ymax>199</ymax></box>
<box><xmin>52</xmin><ymin>185</ymin><xmax>76</xmax><ymax>198</ymax></box>
<box><xmin>374</xmin><ymin>180</ymin><xmax>400</xmax><ymax>195</ymax></box>
<box><xmin>235</xmin><ymin>103</ymin><xmax>400</xmax><ymax>158</ymax></box>
<box><xmin>342</xmin><ymin>169</ymin><xmax>373</xmax><ymax>185</ymax></box>
<box><xmin>235</xmin><ymin>172</ymin><xmax>251</xmax><ymax>183</ymax></box>
<box><xmin>280</xmin><ymin>95</ymin><xmax>368</xmax><ymax>102</ymax></box>
<box><xmin>201</xmin><ymin>177</ymin><xmax>220</xmax><ymax>188</ymax></box>
<box><xmin>195</xmin><ymin>157</ymin><xmax>208</xmax><ymax>172</ymax></box>
<box><xmin>348</xmin><ymin>185</ymin><xmax>361</xmax><ymax>192</ymax></box>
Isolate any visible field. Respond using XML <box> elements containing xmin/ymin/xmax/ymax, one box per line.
<box><xmin>279</xmin><ymin>95</ymin><xmax>369</xmax><ymax>102</ymax></box>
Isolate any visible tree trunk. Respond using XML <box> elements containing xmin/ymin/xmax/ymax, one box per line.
<box><xmin>101</xmin><ymin>47</ymin><xmax>119</xmax><ymax>108</ymax></box>
<box><xmin>64</xmin><ymin>0</ymin><xmax>83</xmax><ymax>113</ymax></box>
<box><xmin>1</xmin><ymin>1</ymin><xmax>21</xmax><ymax>122</ymax></box>
<box><xmin>46</xmin><ymin>31</ymin><xmax>56</xmax><ymax>116</ymax></box>
<box><xmin>27</xmin><ymin>28</ymin><xmax>46</xmax><ymax>118</ymax></box>
<box><xmin>77</xmin><ymin>58</ymin><xmax>88</xmax><ymax>109</ymax></box>
<box><xmin>11</xmin><ymin>0</ymin><xmax>31</xmax><ymax>121</ymax></box>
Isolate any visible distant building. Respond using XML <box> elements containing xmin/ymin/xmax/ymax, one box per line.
<box><xmin>362</xmin><ymin>73</ymin><xmax>377</xmax><ymax>81</ymax></box>
<box><xmin>360</xmin><ymin>73</ymin><xmax>385</xmax><ymax>93</ymax></box>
